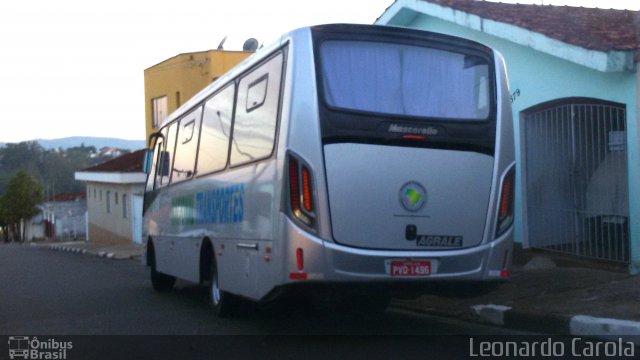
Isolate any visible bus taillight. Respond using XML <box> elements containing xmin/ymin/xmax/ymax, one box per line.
<box><xmin>496</xmin><ymin>167</ymin><xmax>515</xmax><ymax>237</ymax></box>
<box><xmin>289</xmin><ymin>157</ymin><xmax>301</xmax><ymax>212</ymax></box>
<box><xmin>301</xmin><ymin>166</ymin><xmax>313</xmax><ymax>212</ymax></box>
<box><xmin>288</xmin><ymin>153</ymin><xmax>316</xmax><ymax>228</ymax></box>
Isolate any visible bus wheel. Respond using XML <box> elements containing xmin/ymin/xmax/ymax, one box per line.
<box><xmin>149</xmin><ymin>244</ymin><xmax>175</xmax><ymax>292</ymax></box>
<box><xmin>209</xmin><ymin>258</ymin><xmax>237</xmax><ymax>317</ymax></box>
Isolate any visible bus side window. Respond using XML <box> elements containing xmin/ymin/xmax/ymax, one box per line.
<box><xmin>154</xmin><ymin>146</ymin><xmax>169</xmax><ymax>189</ymax></box>
<box><xmin>157</xmin><ymin>123</ymin><xmax>177</xmax><ymax>187</ymax></box>
<box><xmin>145</xmin><ymin>139</ymin><xmax>162</xmax><ymax>192</ymax></box>
<box><xmin>152</xmin><ymin>134</ymin><xmax>166</xmax><ymax>190</ymax></box>
<box><xmin>158</xmin><ymin>151</ymin><xmax>170</xmax><ymax>177</ymax></box>
<box><xmin>171</xmin><ymin>106</ymin><xmax>203</xmax><ymax>183</ymax></box>
<box><xmin>198</xmin><ymin>83</ymin><xmax>235</xmax><ymax>175</ymax></box>
<box><xmin>230</xmin><ymin>52</ymin><xmax>284</xmax><ymax>166</ymax></box>
<box><xmin>246</xmin><ymin>74</ymin><xmax>268</xmax><ymax>112</ymax></box>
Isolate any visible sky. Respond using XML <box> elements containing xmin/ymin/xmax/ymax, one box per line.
<box><xmin>0</xmin><ymin>0</ymin><xmax>638</xmax><ymax>143</ymax></box>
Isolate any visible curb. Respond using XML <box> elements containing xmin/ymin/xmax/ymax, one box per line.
<box><xmin>49</xmin><ymin>244</ymin><xmax>87</xmax><ymax>255</ymax></box>
<box><xmin>392</xmin><ymin>302</ymin><xmax>640</xmax><ymax>344</ymax></box>
<box><xmin>570</xmin><ymin>315</ymin><xmax>640</xmax><ymax>342</ymax></box>
<box><xmin>471</xmin><ymin>304</ymin><xmax>572</xmax><ymax>333</ymax></box>
<box><xmin>471</xmin><ymin>304</ymin><xmax>640</xmax><ymax>343</ymax></box>
<box><xmin>97</xmin><ymin>251</ymin><xmax>115</xmax><ymax>259</ymax></box>
<box><xmin>48</xmin><ymin>244</ymin><xmax>121</xmax><ymax>259</ymax></box>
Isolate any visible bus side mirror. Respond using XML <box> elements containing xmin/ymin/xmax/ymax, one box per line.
<box><xmin>159</xmin><ymin>151</ymin><xmax>170</xmax><ymax>177</ymax></box>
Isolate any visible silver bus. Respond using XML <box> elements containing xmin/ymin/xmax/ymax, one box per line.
<box><xmin>143</xmin><ymin>24</ymin><xmax>515</xmax><ymax>316</ymax></box>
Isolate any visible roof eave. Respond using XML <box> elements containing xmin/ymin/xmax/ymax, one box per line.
<box><xmin>74</xmin><ymin>171</ymin><xmax>147</xmax><ymax>185</ymax></box>
<box><xmin>375</xmin><ymin>0</ymin><xmax>637</xmax><ymax>73</ymax></box>
<box><xmin>484</xmin><ymin>18</ymin><xmax>636</xmax><ymax>72</ymax></box>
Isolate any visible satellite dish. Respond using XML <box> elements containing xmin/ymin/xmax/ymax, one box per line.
<box><xmin>243</xmin><ymin>38</ymin><xmax>259</xmax><ymax>52</ymax></box>
<box><xmin>217</xmin><ymin>36</ymin><xmax>228</xmax><ymax>50</ymax></box>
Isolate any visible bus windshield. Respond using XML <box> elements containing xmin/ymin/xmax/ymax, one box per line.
<box><xmin>320</xmin><ymin>40</ymin><xmax>491</xmax><ymax>121</ymax></box>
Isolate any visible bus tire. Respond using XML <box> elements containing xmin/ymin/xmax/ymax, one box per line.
<box><xmin>209</xmin><ymin>257</ymin><xmax>237</xmax><ymax>318</ymax></box>
<box><xmin>149</xmin><ymin>244</ymin><xmax>176</xmax><ymax>292</ymax></box>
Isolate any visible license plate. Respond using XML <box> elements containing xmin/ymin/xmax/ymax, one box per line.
<box><xmin>389</xmin><ymin>260</ymin><xmax>432</xmax><ymax>277</ymax></box>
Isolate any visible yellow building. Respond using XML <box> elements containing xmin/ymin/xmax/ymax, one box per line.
<box><xmin>144</xmin><ymin>50</ymin><xmax>252</xmax><ymax>143</ymax></box>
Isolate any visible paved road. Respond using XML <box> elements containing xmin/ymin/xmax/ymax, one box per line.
<box><xmin>1</xmin><ymin>243</ymin><xmax>533</xmax><ymax>337</ymax></box>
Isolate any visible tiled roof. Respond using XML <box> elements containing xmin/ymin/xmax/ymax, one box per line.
<box><xmin>424</xmin><ymin>0</ymin><xmax>640</xmax><ymax>53</ymax></box>
<box><xmin>82</xmin><ymin>149</ymin><xmax>146</xmax><ymax>173</ymax></box>
<box><xmin>48</xmin><ymin>192</ymin><xmax>86</xmax><ymax>202</ymax></box>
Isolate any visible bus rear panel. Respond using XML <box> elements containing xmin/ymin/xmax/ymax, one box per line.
<box><xmin>281</xmin><ymin>24</ymin><xmax>514</xmax><ymax>285</ymax></box>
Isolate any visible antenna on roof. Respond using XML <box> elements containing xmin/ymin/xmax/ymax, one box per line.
<box><xmin>217</xmin><ymin>36</ymin><xmax>228</xmax><ymax>50</ymax></box>
<box><xmin>243</xmin><ymin>38</ymin><xmax>259</xmax><ymax>52</ymax></box>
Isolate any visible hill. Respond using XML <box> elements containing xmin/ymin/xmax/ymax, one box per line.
<box><xmin>35</xmin><ymin>137</ymin><xmax>145</xmax><ymax>150</ymax></box>
<box><xmin>0</xmin><ymin>140</ymin><xmax>142</xmax><ymax>196</ymax></box>
<box><xmin>0</xmin><ymin>137</ymin><xmax>145</xmax><ymax>150</ymax></box>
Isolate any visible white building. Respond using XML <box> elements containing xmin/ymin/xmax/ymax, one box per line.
<box><xmin>75</xmin><ymin>150</ymin><xmax>146</xmax><ymax>245</ymax></box>
<box><xmin>25</xmin><ymin>192</ymin><xmax>87</xmax><ymax>242</ymax></box>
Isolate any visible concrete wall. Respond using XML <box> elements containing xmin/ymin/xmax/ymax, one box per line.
<box><xmin>88</xmin><ymin>223</ymin><xmax>131</xmax><ymax>245</ymax></box>
<box><xmin>86</xmin><ymin>182</ymin><xmax>144</xmax><ymax>245</ymax></box>
<box><xmin>52</xmin><ymin>201</ymin><xmax>87</xmax><ymax>241</ymax></box>
<box><xmin>40</xmin><ymin>200</ymin><xmax>87</xmax><ymax>241</ymax></box>
<box><xmin>26</xmin><ymin>214</ymin><xmax>45</xmax><ymax>241</ymax></box>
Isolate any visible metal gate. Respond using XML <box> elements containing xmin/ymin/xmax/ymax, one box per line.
<box><xmin>522</xmin><ymin>99</ymin><xmax>629</xmax><ymax>264</ymax></box>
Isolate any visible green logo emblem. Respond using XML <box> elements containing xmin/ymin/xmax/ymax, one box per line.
<box><xmin>399</xmin><ymin>181</ymin><xmax>427</xmax><ymax>212</ymax></box>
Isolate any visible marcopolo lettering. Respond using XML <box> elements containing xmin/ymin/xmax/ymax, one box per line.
<box><xmin>388</xmin><ymin>124</ymin><xmax>439</xmax><ymax>136</ymax></box>
<box><xmin>417</xmin><ymin>235</ymin><xmax>463</xmax><ymax>248</ymax></box>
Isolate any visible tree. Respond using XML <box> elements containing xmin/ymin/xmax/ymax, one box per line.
<box><xmin>1</xmin><ymin>171</ymin><xmax>43</xmax><ymax>242</ymax></box>
<box><xmin>0</xmin><ymin>141</ymin><xmax>100</xmax><ymax>196</ymax></box>
<box><xmin>0</xmin><ymin>141</ymin><xmax>44</xmax><ymax>194</ymax></box>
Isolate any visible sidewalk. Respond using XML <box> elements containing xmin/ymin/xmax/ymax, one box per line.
<box><xmin>31</xmin><ymin>240</ymin><xmax>141</xmax><ymax>260</ymax></box>
<box><xmin>32</xmin><ymin>240</ymin><xmax>640</xmax><ymax>339</ymax></box>
<box><xmin>392</xmin><ymin>247</ymin><xmax>640</xmax><ymax>340</ymax></box>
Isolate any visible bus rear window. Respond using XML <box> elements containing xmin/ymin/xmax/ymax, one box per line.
<box><xmin>320</xmin><ymin>40</ymin><xmax>490</xmax><ymax>121</ymax></box>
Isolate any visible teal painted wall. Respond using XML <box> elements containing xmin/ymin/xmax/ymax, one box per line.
<box><xmin>403</xmin><ymin>14</ymin><xmax>640</xmax><ymax>272</ymax></box>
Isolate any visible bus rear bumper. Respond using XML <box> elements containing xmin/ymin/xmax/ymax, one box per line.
<box><xmin>284</xmin><ymin>218</ymin><xmax>513</xmax><ymax>283</ymax></box>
